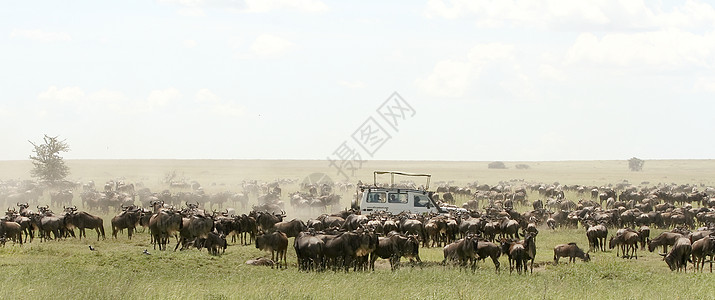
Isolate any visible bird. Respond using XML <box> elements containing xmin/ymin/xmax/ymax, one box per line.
<box><xmin>142</xmin><ymin>249</ymin><xmax>151</xmax><ymax>255</ymax></box>
<box><xmin>88</xmin><ymin>245</ymin><xmax>96</xmax><ymax>251</ymax></box>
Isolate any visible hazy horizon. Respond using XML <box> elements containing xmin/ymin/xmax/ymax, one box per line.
<box><xmin>2</xmin><ymin>1</ymin><xmax>714</xmax><ymax>162</ymax></box>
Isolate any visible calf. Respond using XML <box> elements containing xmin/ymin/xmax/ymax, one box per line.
<box><xmin>553</xmin><ymin>243</ymin><xmax>590</xmax><ymax>264</ymax></box>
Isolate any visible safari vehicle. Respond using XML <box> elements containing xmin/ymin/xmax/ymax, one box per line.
<box><xmin>353</xmin><ymin>171</ymin><xmax>465</xmax><ymax>215</ymax></box>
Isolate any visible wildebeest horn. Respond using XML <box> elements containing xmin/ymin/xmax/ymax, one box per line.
<box><xmin>72</xmin><ymin>205</ymin><xmax>77</xmax><ymax>210</ymax></box>
<box><xmin>16</xmin><ymin>202</ymin><xmax>21</xmax><ymax>207</ymax></box>
<box><xmin>195</xmin><ymin>201</ymin><xmax>199</xmax><ymax>207</ymax></box>
<box><xmin>185</xmin><ymin>201</ymin><xmax>190</xmax><ymax>207</ymax></box>
<box><xmin>37</xmin><ymin>205</ymin><xmax>40</xmax><ymax>209</ymax></box>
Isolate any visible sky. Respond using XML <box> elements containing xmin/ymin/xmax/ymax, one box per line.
<box><xmin>1</xmin><ymin>0</ymin><xmax>714</xmax><ymax>162</ymax></box>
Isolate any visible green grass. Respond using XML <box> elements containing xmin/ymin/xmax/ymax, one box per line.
<box><xmin>2</xmin><ymin>159</ymin><xmax>715</xmax><ymax>299</ymax></box>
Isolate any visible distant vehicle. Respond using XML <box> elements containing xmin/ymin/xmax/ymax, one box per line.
<box><xmin>354</xmin><ymin>171</ymin><xmax>465</xmax><ymax>215</ymax></box>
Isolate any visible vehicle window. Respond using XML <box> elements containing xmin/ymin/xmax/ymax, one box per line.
<box><xmin>413</xmin><ymin>194</ymin><xmax>431</xmax><ymax>207</ymax></box>
<box><xmin>388</xmin><ymin>193</ymin><xmax>408</xmax><ymax>204</ymax></box>
<box><xmin>367</xmin><ymin>192</ymin><xmax>386</xmax><ymax>203</ymax></box>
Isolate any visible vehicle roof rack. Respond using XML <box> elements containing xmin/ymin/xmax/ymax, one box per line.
<box><xmin>373</xmin><ymin>171</ymin><xmax>431</xmax><ymax>190</ymax></box>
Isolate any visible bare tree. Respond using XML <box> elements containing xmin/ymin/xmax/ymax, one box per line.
<box><xmin>29</xmin><ymin>134</ymin><xmax>70</xmax><ymax>185</ymax></box>
<box><xmin>628</xmin><ymin>157</ymin><xmax>644</xmax><ymax>172</ymax></box>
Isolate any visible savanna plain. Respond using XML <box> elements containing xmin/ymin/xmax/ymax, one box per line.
<box><xmin>1</xmin><ymin>159</ymin><xmax>715</xmax><ymax>300</ymax></box>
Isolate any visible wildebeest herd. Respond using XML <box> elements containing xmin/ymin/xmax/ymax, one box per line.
<box><xmin>2</xmin><ymin>178</ymin><xmax>715</xmax><ymax>273</ymax></box>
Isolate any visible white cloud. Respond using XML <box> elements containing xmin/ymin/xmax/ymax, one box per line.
<box><xmin>195</xmin><ymin>88</ymin><xmax>244</xmax><ymax>116</ymax></box>
<box><xmin>178</xmin><ymin>7</ymin><xmax>206</xmax><ymax>16</ymax></box>
<box><xmin>183</xmin><ymin>39</ymin><xmax>198</xmax><ymax>48</ymax></box>
<box><xmin>338</xmin><ymin>80</ymin><xmax>365</xmax><ymax>89</ymax></box>
<box><xmin>11</xmin><ymin>29</ymin><xmax>72</xmax><ymax>42</ymax></box>
<box><xmin>38</xmin><ymin>86</ymin><xmax>85</xmax><ymax>103</ymax></box>
<box><xmin>539</xmin><ymin>64</ymin><xmax>566</xmax><ymax>81</ymax></box>
<box><xmin>241</xmin><ymin>0</ymin><xmax>328</xmax><ymax>13</ymax></box>
<box><xmin>565</xmin><ymin>30</ymin><xmax>715</xmax><ymax>69</ymax></box>
<box><xmin>195</xmin><ymin>88</ymin><xmax>220</xmax><ymax>103</ymax></box>
<box><xmin>250</xmin><ymin>34</ymin><xmax>294</xmax><ymax>58</ymax></box>
<box><xmin>416</xmin><ymin>59</ymin><xmax>472</xmax><ymax>98</ymax></box>
<box><xmin>158</xmin><ymin>0</ymin><xmax>328</xmax><ymax>13</ymax></box>
<box><xmin>694</xmin><ymin>77</ymin><xmax>715</xmax><ymax>93</ymax></box>
<box><xmin>146</xmin><ymin>88</ymin><xmax>181</xmax><ymax>109</ymax></box>
<box><xmin>424</xmin><ymin>0</ymin><xmax>715</xmax><ymax>31</ymax></box>
<box><xmin>417</xmin><ymin>43</ymin><xmax>530</xmax><ymax>98</ymax></box>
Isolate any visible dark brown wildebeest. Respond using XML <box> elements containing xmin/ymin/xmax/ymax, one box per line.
<box><xmin>273</xmin><ymin>219</ymin><xmax>307</xmax><ymax>238</ymax></box>
<box><xmin>149</xmin><ymin>209</ymin><xmax>183</xmax><ymax>251</ymax></box>
<box><xmin>111</xmin><ymin>206</ymin><xmax>142</xmax><ymax>239</ymax></box>
<box><xmin>320</xmin><ymin>231</ymin><xmax>365</xmax><ymax>272</ymax></box>
<box><xmin>553</xmin><ymin>243</ymin><xmax>590</xmax><ymax>264</ymax></box>
<box><xmin>442</xmin><ymin>235</ymin><xmax>478</xmax><ymax>270</ymax></box>
<box><xmin>238</xmin><ymin>214</ymin><xmax>257</xmax><ymax>245</ymax></box>
<box><xmin>648</xmin><ymin>232</ymin><xmax>684</xmax><ymax>254</ymax></box>
<box><xmin>586</xmin><ymin>224</ymin><xmax>608</xmax><ymax>252</ymax></box>
<box><xmin>256</xmin><ymin>231</ymin><xmax>288</xmax><ymax>269</ymax></box>
<box><xmin>399</xmin><ymin>217</ymin><xmax>424</xmax><ymax>246</ymax></box>
<box><xmin>32</xmin><ymin>209</ymin><xmax>62</xmax><ymax>241</ymax></box>
<box><xmin>637</xmin><ymin>226</ymin><xmax>650</xmax><ymax>250</ymax></box>
<box><xmin>65</xmin><ymin>211</ymin><xmax>105</xmax><ymax>241</ymax></box>
<box><xmin>610</xmin><ymin>230</ymin><xmax>640</xmax><ymax>259</ymax></box>
<box><xmin>691</xmin><ymin>236</ymin><xmax>715</xmax><ymax>272</ymax></box>
<box><xmin>175</xmin><ymin>214</ymin><xmax>214</xmax><ymax>251</ymax></box>
<box><xmin>342</xmin><ymin>214</ymin><xmax>369</xmax><ymax>231</ymax></box>
<box><xmin>370</xmin><ymin>233</ymin><xmax>420</xmax><ymax>271</ymax></box>
<box><xmin>475</xmin><ymin>240</ymin><xmax>501</xmax><ymax>273</ymax></box>
<box><xmin>0</xmin><ymin>219</ymin><xmax>23</xmax><ymax>245</ymax></box>
<box><xmin>255</xmin><ymin>211</ymin><xmax>284</xmax><ymax>232</ymax></box>
<box><xmin>501</xmin><ymin>234</ymin><xmax>536</xmax><ymax>274</ymax></box>
<box><xmin>662</xmin><ymin>237</ymin><xmax>692</xmax><ymax>272</ymax></box>
<box><xmin>202</xmin><ymin>231</ymin><xmax>227</xmax><ymax>255</ymax></box>
<box><xmin>294</xmin><ymin>231</ymin><xmax>325</xmax><ymax>271</ymax></box>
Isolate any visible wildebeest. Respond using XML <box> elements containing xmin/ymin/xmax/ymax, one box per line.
<box><xmin>370</xmin><ymin>233</ymin><xmax>421</xmax><ymax>271</ymax></box>
<box><xmin>65</xmin><ymin>210</ymin><xmax>105</xmax><ymax>241</ymax></box>
<box><xmin>610</xmin><ymin>230</ymin><xmax>640</xmax><ymax>259</ymax></box>
<box><xmin>475</xmin><ymin>240</ymin><xmax>501</xmax><ymax>273</ymax></box>
<box><xmin>322</xmin><ymin>231</ymin><xmax>371</xmax><ymax>272</ymax></box>
<box><xmin>0</xmin><ymin>219</ymin><xmax>23</xmax><ymax>245</ymax></box>
<box><xmin>201</xmin><ymin>231</ymin><xmax>227</xmax><ymax>255</ymax></box>
<box><xmin>553</xmin><ymin>243</ymin><xmax>590</xmax><ymax>264</ymax></box>
<box><xmin>637</xmin><ymin>226</ymin><xmax>650</xmax><ymax>250</ymax></box>
<box><xmin>648</xmin><ymin>232</ymin><xmax>684</xmax><ymax>254</ymax></box>
<box><xmin>691</xmin><ymin>236</ymin><xmax>715</xmax><ymax>272</ymax></box>
<box><xmin>255</xmin><ymin>211</ymin><xmax>285</xmax><ymax>232</ymax></box>
<box><xmin>586</xmin><ymin>224</ymin><xmax>608</xmax><ymax>252</ymax></box>
<box><xmin>661</xmin><ymin>237</ymin><xmax>692</xmax><ymax>272</ymax></box>
<box><xmin>442</xmin><ymin>235</ymin><xmax>478</xmax><ymax>270</ymax></box>
<box><xmin>175</xmin><ymin>214</ymin><xmax>214</xmax><ymax>251</ymax></box>
<box><xmin>149</xmin><ymin>209</ymin><xmax>183</xmax><ymax>251</ymax></box>
<box><xmin>256</xmin><ymin>231</ymin><xmax>288</xmax><ymax>268</ymax></box>
<box><xmin>111</xmin><ymin>206</ymin><xmax>142</xmax><ymax>239</ymax></box>
<box><xmin>273</xmin><ymin>219</ymin><xmax>308</xmax><ymax>238</ymax></box>
<box><xmin>294</xmin><ymin>231</ymin><xmax>325</xmax><ymax>271</ymax></box>
<box><xmin>501</xmin><ymin>234</ymin><xmax>536</xmax><ymax>274</ymax></box>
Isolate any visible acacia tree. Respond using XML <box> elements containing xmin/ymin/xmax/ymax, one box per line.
<box><xmin>29</xmin><ymin>134</ymin><xmax>71</xmax><ymax>184</ymax></box>
<box><xmin>628</xmin><ymin>157</ymin><xmax>644</xmax><ymax>172</ymax></box>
